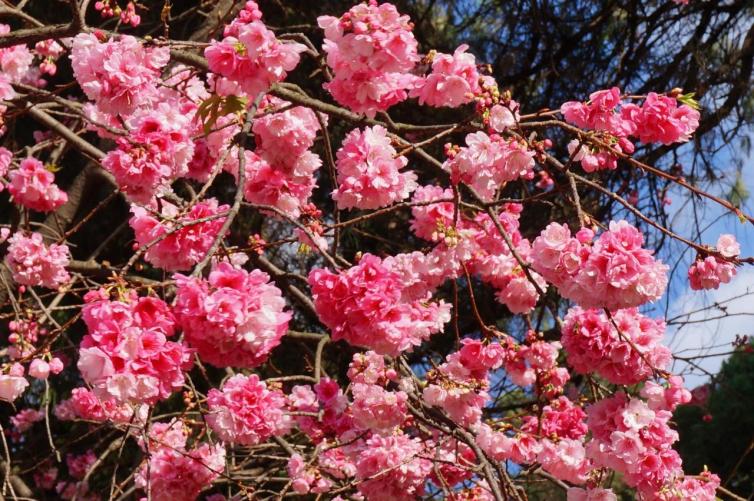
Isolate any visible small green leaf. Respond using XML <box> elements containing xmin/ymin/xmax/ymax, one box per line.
<box><xmin>677</xmin><ymin>92</ymin><xmax>701</xmax><ymax>111</ymax></box>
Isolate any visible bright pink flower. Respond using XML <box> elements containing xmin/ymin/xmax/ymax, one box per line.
<box><xmin>228</xmin><ymin>149</ymin><xmax>321</xmax><ymax>218</ymax></box>
<box><xmin>332</xmin><ymin>125</ymin><xmax>417</xmax><ymax>209</ymax></box>
<box><xmin>129</xmin><ymin>198</ymin><xmax>229</xmax><ymax>271</ymax></box>
<box><xmin>71</xmin><ymin>33</ymin><xmax>169</xmax><ymax>116</ymax></box>
<box><xmin>621</xmin><ymin>93</ymin><xmax>699</xmax><ymax>144</ymax></box>
<box><xmin>309</xmin><ymin>254</ymin><xmax>451</xmax><ymax>356</ymax></box>
<box><xmin>318</xmin><ymin>1</ymin><xmax>419</xmax><ymax>117</ymax></box>
<box><xmin>562</xmin><ymin>307</ymin><xmax>670</xmax><ymax>385</ymax></box>
<box><xmin>5</xmin><ymin>231</ymin><xmax>70</xmax><ymax>289</ymax></box>
<box><xmin>8</xmin><ymin>157</ymin><xmax>68</xmax><ymax>212</ymax></box>
<box><xmin>136</xmin><ymin>420</ymin><xmax>225</xmax><ymax>501</ymax></box>
<box><xmin>206</xmin><ymin>374</ymin><xmax>290</xmax><ymax>445</ymax></box>
<box><xmin>205</xmin><ymin>4</ymin><xmax>305</xmax><ymax>96</ymax></box>
<box><xmin>78</xmin><ymin>291</ymin><xmax>190</xmax><ymax>405</ymax></box>
<box><xmin>173</xmin><ymin>262</ymin><xmax>291</xmax><ymax>368</ymax></box>
<box><xmin>347</xmin><ymin>351</ymin><xmax>397</xmax><ymax>385</ymax></box>
<box><xmin>252</xmin><ymin>97</ymin><xmax>323</xmax><ymax>165</ymax></box>
<box><xmin>688</xmin><ymin>234</ymin><xmax>739</xmax><ymax>290</ymax></box>
<box><xmin>0</xmin><ymin>146</ymin><xmax>11</xmax><ymax>191</ymax></box>
<box><xmin>411</xmin><ymin>45</ymin><xmax>480</xmax><ymax>107</ymax></box>
<box><xmin>54</xmin><ymin>387</ymin><xmax>142</xmax><ymax>424</ymax></box>
<box><xmin>584</xmin><ymin>392</ymin><xmax>702</xmax><ymax>498</ymax></box>
<box><xmin>29</xmin><ymin>358</ymin><xmax>50</xmax><ymax>380</ymax></box>
<box><xmin>531</xmin><ymin>221</ymin><xmax>668</xmax><ymax>309</ymax></box>
<box><xmin>561</xmin><ymin>87</ymin><xmax>635</xmax><ymax>137</ymax></box>
<box><xmin>538</xmin><ymin>437</ymin><xmax>589</xmax><ymax>484</ymax></box>
<box><xmin>354</xmin><ymin>434</ymin><xmax>431</xmax><ymax>501</ymax></box>
<box><xmin>409</xmin><ymin>185</ymin><xmax>455</xmax><ymax>241</ymax></box>
<box><xmin>102</xmin><ymin>106</ymin><xmax>195</xmax><ymax>203</ymax></box>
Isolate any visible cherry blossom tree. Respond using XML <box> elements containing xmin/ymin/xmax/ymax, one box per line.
<box><xmin>0</xmin><ymin>1</ymin><xmax>751</xmax><ymax>500</ymax></box>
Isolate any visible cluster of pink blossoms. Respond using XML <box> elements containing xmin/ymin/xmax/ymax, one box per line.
<box><xmin>227</xmin><ymin>98</ymin><xmax>324</xmax><ymax>218</ymax></box>
<box><xmin>561</xmin><ymin>87</ymin><xmax>699</xmax><ymax>171</ymax></box>
<box><xmin>55</xmin><ymin>387</ymin><xmax>144</xmax><ymax>424</ymax></box>
<box><xmin>475</xmin><ymin>395</ymin><xmax>588</xmax><ymax>483</ymax></box>
<box><xmin>531</xmin><ymin>220</ymin><xmax>668</xmax><ymax>309</ymax></box>
<box><xmin>102</xmin><ymin>105</ymin><xmax>196</xmax><ymax>203</ymax></box>
<box><xmin>77</xmin><ymin>290</ymin><xmax>191</xmax><ymax>405</ymax></box>
<box><xmin>5</xmin><ymin>231</ymin><xmax>70</xmax><ymax>289</ymax></box>
<box><xmin>411</xmin><ymin>45</ymin><xmax>482</xmax><ymax>107</ymax></box>
<box><xmin>444</xmin><ymin>131</ymin><xmax>536</xmax><ymax>202</ymax></box>
<box><xmin>206</xmin><ymin>374</ymin><xmax>290</xmax><ymax>445</ymax></box>
<box><xmin>586</xmin><ymin>391</ymin><xmax>719</xmax><ymax>500</ymax></box>
<box><xmin>688</xmin><ymin>233</ymin><xmax>740</xmax><ymax>290</ymax></box>
<box><xmin>562</xmin><ymin>307</ymin><xmax>671</xmax><ymax>385</ymax></box>
<box><xmin>354</xmin><ymin>434</ymin><xmax>432</xmax><ymax>501</ymax></box>
<box><xmin>409</xmin><ymin>186</ymin><xmax>546</xmax><ymax>313</ymax></box>
<box><xmin>205</xmin><ymin>1</ymin><xmax>305</xmax><ymax>97</ymax></box>
<box><xmin>318</xmin><ymin>1</ymin><xmax>420</xmax><ymax>117</ymax></box>
<box><xmin>332</xmin><ymin>125</ymin><xmax>417</xmax><ymax>209</ymax></box>
<box><xmin>7</xmin><ymin>157</ymin><xmax>68</xmax><ymax>212</ymax></box>
<box><xmin>173</xmin><ymin>262</ymin><xmax>291</xmax><ymax>368</ymax></box>
<box><xmin>129</xmin><ymin>198</ymin><xmax>229</xmax><ymax>271</ymax></box>
<box><xmin>136</xmin><ymin>420</ymin><xmax>226</xmax><ymax>501</ymax></box>
<box><xmin>71</xmin><ymin>33</ymin><xmax>169</xmax><ymax>116</ymax></box>
<box><xmin>309</xmin><ymin>253</ymin><xmax>451</xmax><ymax>356</ymax></box>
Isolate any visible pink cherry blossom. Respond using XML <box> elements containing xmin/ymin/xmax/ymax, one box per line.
<box><xmin>7</xmin><ymin>157</ymin><xmax>68</xmax><ymax>212</ymax></box>
<box><xmin>688</xmin><ymin>234</ymin><xmax>740</xmax><ymax>290</ymax></box>
<box><xmin>621</xmin><ymin>92</ymin><xmax>700</xmax><ymax>144</ymax></box>
<box><xmin>567</xmin><ymin>487</ymin><xmax>617</xmax><ymax>501</ymax></box>
<box><xmin>102</xmin><ymin>105</ymin><xmax>195</xmax><ymax>203</ymax></box>
<box><xmin>531</xmin><ymin>220</ymin><xmax>668</xmax><ymax>309</ymax></box>
<box><xmin>332</xmin><ymin>125</ymin><xmax>417</xmax><ymax>209</ymax></box>
<box><xmin>444</xmin><ymin>131</ymin><xmax>535</xmax><ymax>202</ymax></box>
<box><xmin>129</xmin><ymin>198</ymin><xmax>229</xmax><ymax>271</ymax></box>
<box><xmin>354</xmin><ymin>434</ymin><xmax>431</xmax><ymax>501</ymax></box>
<box><xmin>318</xmin><ymin>1</ymin><xmax>420</xmax><ymax>117</ymax></box>
<box><xmin>136</xmin><ymin>419</ymin><xmax>226</xmax><ymax>501</ymax></box>
<box><xmin>562</xmin><ymin>307</ymin><xmax>671</xmax><ymax>385</ymax></box>
<box><xmin>5</xmin><ymin>231</ymin><xmax>70</xmax><ymax>289</ymax></box>
<box><xmin>411</xmin><ymin>45</ymin><xmax>481</xmax><ymax>107</ymax></box>
<box><xmin>173</xmin><ymin>262</ymin><xmax>291</xmax><ymax>368</ymax></box>
<box><xmin>71</xmin><ymin>33</ymin><xmax>169</xmax><ymax>116</ymax></box>
<box><xmin>206</xmin><ymin>374</ymin><xmax>290</xmax><ymax>445</ymax></box>
<box><xmin>351</xmin><ymin>382</ymin><xmax>407</xmax><ymax>433</ymax></box>
<box><xmin>54</xmin><ymin>387</ymin><xmax>142</xmax><ymax>424</ymax></box>
<box><xmin>0</xmin><ymin>375</ymin><xmax>28</xmax><ymax>402</ymax></box>
<box><xmin>10</xmin><ymin>408</ymin><xmax>43</xmax><ymax>433</ymax></box>
<box><xmin>309</xmin><ymin>253</ymin><xmax>451</xmax><ymax>356</ymax></box>
<box><xmin>205</xmin><ymin>3</ymin><xmax>305</xmax><ymax>96</ymax></box>
<box><xmin>78</xmin><ymin>290</ymin><xmax>191</xmax><ymax>405</ymax></box>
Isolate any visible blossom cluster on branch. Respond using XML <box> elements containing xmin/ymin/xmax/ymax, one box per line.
<box><xmin>0</xmin><ymin>1</ymin><xmax>746</xmax><ymax>500</ymax></box>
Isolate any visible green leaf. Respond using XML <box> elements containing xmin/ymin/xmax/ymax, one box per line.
<box><xmin>677</xmin><ymin>92</ymin><xmax>701</xmax><ymax>111</ymax></box>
